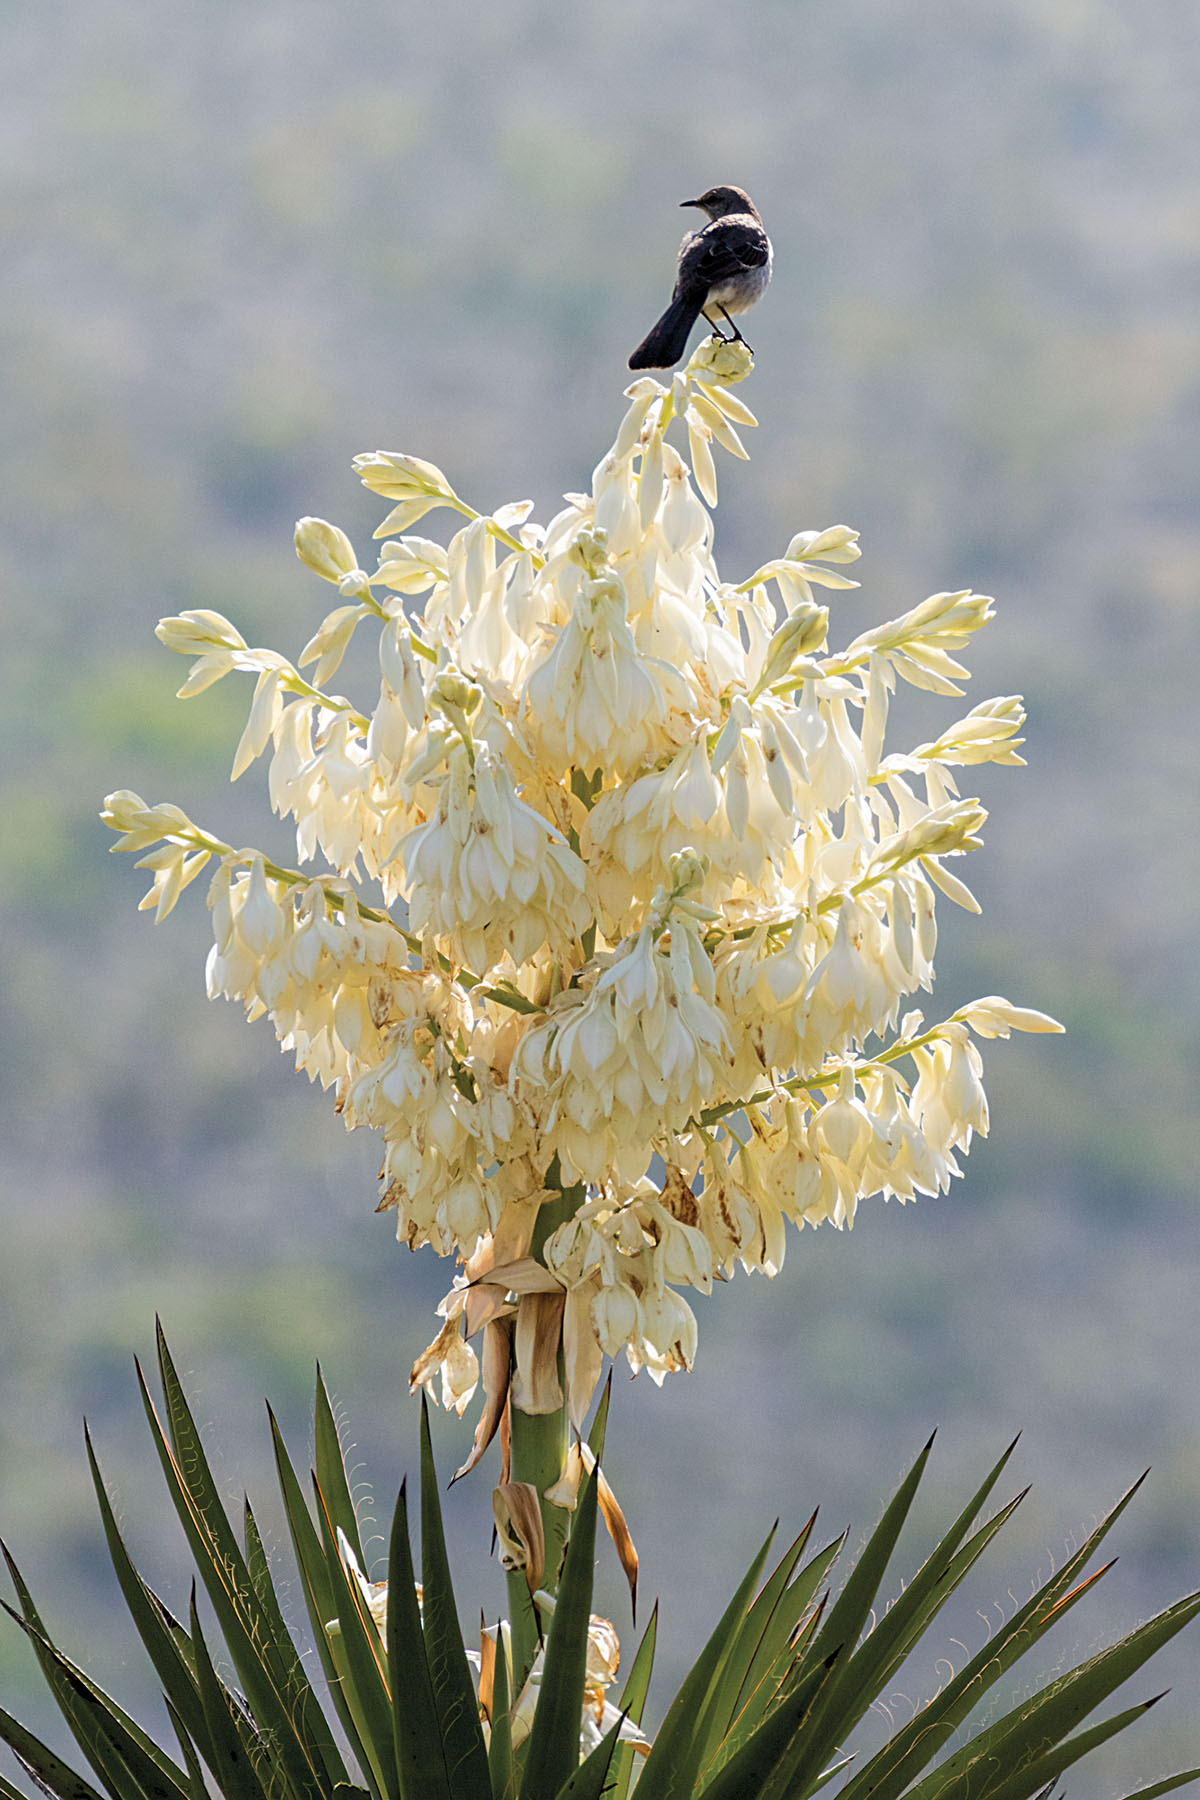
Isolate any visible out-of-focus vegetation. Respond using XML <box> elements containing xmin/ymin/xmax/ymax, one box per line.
<box><xmin>1</xmin><ymin>0</ymin><xmax>1198</xmax><ymax>1784</ymax></box>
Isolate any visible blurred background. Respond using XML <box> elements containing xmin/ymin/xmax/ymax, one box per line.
<box><xmin>2</xmin><ymin>0</ymin><xmax>1199</xmax><ymax>1785</ymax></box>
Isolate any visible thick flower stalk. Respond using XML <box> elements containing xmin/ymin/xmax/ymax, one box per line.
<box><xmin>103</xmin><ymin>337</ymin><xmax>1059</xmax><ymax>1443</ymax></box>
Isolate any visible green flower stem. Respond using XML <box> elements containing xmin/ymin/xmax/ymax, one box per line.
<box><xmin>444</xmin><ymin>495</ymin><xmax>546</xmax><ymax>569</ymax></box>
<box><xmin>505</xmin><ymin>1176</ymin><xmax>581</xmax><ymax>1688</ymax></box>
<box><xmin>696</xmin><ymin>1008</ymin><xmax>977</xmax><ymax>1133</ymax></box>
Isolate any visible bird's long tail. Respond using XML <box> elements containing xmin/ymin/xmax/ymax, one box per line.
<box><xmin>627</xmin><ymin>291</ymin><xmax>705</xmax><ymax>370</ymax></box>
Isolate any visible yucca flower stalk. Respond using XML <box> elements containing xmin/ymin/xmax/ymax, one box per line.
<box><xmin>103</xmin><ymin>341</ymin><xmax>1056</xmax><ymax>1579</ymax></box>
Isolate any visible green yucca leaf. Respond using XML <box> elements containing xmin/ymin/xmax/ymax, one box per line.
<box><xmin>386</xmin><ymin>1476</ymin><xmax>452</xmax><ymax>1800</ymax></box>
<box><xmin>5</xmin><ymin>1345</ymin><xmax>1197</xmax><ymax>1800</ymax></box>
<box><xmin>0</xmin><ymin>1698</ymin><xmax>106</xmax><ymax>1800</ymax></box>
<box><xmin>905</xmin><ymin>1588</ymin><xmax>1200</xmax><ymax>1800</ymax></box>
<box><xmin>608</xmin><ymin>1602</ymin><xmax>657</xmax><ymax>1800</ymax></box>
<box><xmin>81</xmin><ymin>1427</ymin><xmax>210</xmax><ymax>1762</ymax></box>
<box><xmin>724</xmin><ymin>1538</ymin><xmax>840</xmax><ymax>1747</ymax></box>
<box><xmin>267</xmin><ymin>1408</ymin><xmax>378</xmax><ymax>1789</ymax></box>
<box><xmin>17</xmin><ymin>1621</ymin><xmax>190</xmax><ymax>1800</ymax></box>
<box><xmin>777</xmin><ymin>1434</ymin><xmax>949</xmax><ymax>1794</ymax></box>
<box><xmin>268</xmin><ymin>1404</ymin><xmax>337</xmax><ymax>1629</ymax></box>
<box><xmin>185</xmin><ymin>1588</ymin><xmax>270</xmax><ymax>1800</ymax></box>
<box><xmin>137</xmin><ymin>1334</ymin><xmax>328</xmax><ymax>1800</ymax></box>
<box><xmin>631</xmin><ymin>1525</ymin><xmax>778</xmax><ymax>1800</ymax></box>
<box><xmin>0</xmin><ymin>1768</ymin><xmax>51</xmax><ymax>1800</ymax></box>
<box><xmin>162</xmin><ymin>1696</ymin><xmax>210</xmax><ymax>1800</ymax></box>
<box><xmin>312</xmin><ymin>1477</ymin><xmax>399</xmax><ymax>1800</ymax></box>
<box><xmin>519</xmin><ymin>1461</ymin><xmax>601</xmax><ymax>1800</ymax></box>
<box><xmin>315</xmin><ymin>1367</ymin><xmax>366</xmax><ymax>1569</ymax></box>
<box><xmin>240</xmin><ymin>1497</ymin><xmax>349</xmax><ymax>1792</ymax></box>
<box><xmin>487</xmin><ymin>1614</ymin><xmax>516</xmax><ymax>1800</ymax></box>
<box><xmin>417</xmin><ymin>1396</ymin><xmax>491</xmax><ymax>1800</ymax></box>
<box><xmin>787</xmin><ymin>1441</ymin><xmax>1028</xmax><ymax>1783</ymax></box>
<box><xmin>617</xmin><ymin>1602</ymin><xmax>657</xmax><ymax>1720</ymax></box>
<box><xmin>838</xmin><ymin>1473</ymin><xmax>1161</xmax><ymax>1800</ymax></box>
<box><xmin>727</xmin><ymin>1513</ymin><xmax>820</xmax><ymax>1693</ymax></box>
<box><xmin>797</xmin><ymin>1431</ymin><xmax>934</xmax><ymax>1702</ymax></box>
<box><xmin>1</xmin><ymin>1548</ymin><xmax>191</xmax><ymax>1800</ymax></box>
<box><xmin>1119</xmin><ymin>1771</ymin><xmax>1200</xmax><ymax>1800</ymax></box>
<box><xmin>552</xmin><ymin>1707</ymin><xmax>627</xmax><ymax>1800</ymax></box>
<box><xmin>699</xmin><ymin>1557</ymin><xmax>833</xmax><ymax>1783</ymax></box>
<box><xmin>694</xmin><ymin>1650</ymin><xmax>840</xmax><ymax>1800</ymax></box>
<box><xmin>833</xmin><ymin>1481</ymin><xmax>1024</xmax><ymax>1712</ymax></box>
<box><xmin>140</xmin><ymin>1327</ymin><xmax>249</xmax><ymax>1594</ymax></box>
<box><xmin>241</xmin><ymin>1497</ymin><xmax>287</xmax><ymax>1648</ymax></box>
<box><xmin>586</xmin><ymin>1375</ymin><xmax>611</xmax><ymax>1463</ymax></box>
<box><xmin>695</xmin><ymin>1513</ymin><xmax>821</xmax><ymax>1772</ymax></box>
<box><xmin>824</xmin><ymin>1438</ymin><xmax>1024</xmax><ymax>1704</ymax></box>
<box><xmin>977</xmin><ymin>1695</ymin><xmax>1167</xmax><ymax>1800</ymax></box>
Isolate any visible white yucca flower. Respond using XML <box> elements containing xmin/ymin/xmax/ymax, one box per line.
<box><xmin>104</xmin><ymin>336</ymin><xmax>1061</xmax><ymax>1420</ymax></box>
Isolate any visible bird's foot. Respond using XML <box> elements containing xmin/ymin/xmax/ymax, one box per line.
<box><xmin>717</xmin><ymin>306</ymin><xmax>752</xmax><ymax>353</ymax></box>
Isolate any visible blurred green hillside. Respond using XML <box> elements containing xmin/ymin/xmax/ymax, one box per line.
<box><xmin>2</xmin><ymin>0</ymin><xmax>1199</xmax><ymax>1786</ymax></box>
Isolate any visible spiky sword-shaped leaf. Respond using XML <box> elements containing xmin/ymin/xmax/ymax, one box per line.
<box><xmin>518</xmin><ymin>1461</ymin><xmax>601</xmax><ymax>1800</ymax></box>
<box><xmin>417</xmin><ymin>1397</ymin><xmax>491</xmax><ymax>1800</ymax></box>
<box><xmin>137</xmin><ymin>1325</ymin><xmax>329</xmax><ymax>1800</ymax></box>
<box><xmin>385</xmin><ymin>1474</ymin><xmax>451</xmax><ymax>1800</ymax></box>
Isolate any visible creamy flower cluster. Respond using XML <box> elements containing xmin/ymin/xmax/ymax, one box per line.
<box><xmin>104</xmin><ymin>337</ymin><xmax>1059</xmax><ymax>1423</ymax></box>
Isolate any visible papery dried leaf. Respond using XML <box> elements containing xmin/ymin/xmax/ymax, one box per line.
<box><xmin>546</xmin><ymin>1443</ymin><xmax>639</xmax><ymax>1621</ymax></box>
<box><xmin>545</xmin><ymin>1439</ymin><xmax>588</xmax><ymax>1509</ymax></box>
<box><xmin>586</xmin><ymin>1613</ymin><xmax>621</xmax><ymax>1691</ymax></box>
<box><xmin>598</xmin><ymin>1467</ymin><xmax>639</xmax><ymax>1623</ymax></box>
<box><xmin>564</xmin><ymin>1282</ymin><xmax>605</xmax><ymax>1430</ymax></box>
<box><xmin>478</xmin><ymin>1614</ymin><xmax>497</xmax><ymax>1723</ymax></box>
<box><xmin>493</xmin><ymin>1481</ymin><xmax>545</xmax><ymax>1593</ymax></box>
<box><xmin>510</xmin><ymin>1291</ymin><xmax>566</xmax><ymax>1415</ymax></box>
<box><xmin>463</xmin><ymin>1279</ymin><xmax>518</xmax><ymax>1338</ymax></box>
<box><xmin>408</xmin><ymin>1316</ymin><xmax>459</xmax><ymax>1391</ymax></box>
<box><xmin>479</xmin><ymin>1257</ymin><xmax>566</xmax><ymax>1296</ymax></box>
<box><xmin>451</xmin><ymin>1317</ymin><xmax>513</xmax><ymax>1484</ymax></box>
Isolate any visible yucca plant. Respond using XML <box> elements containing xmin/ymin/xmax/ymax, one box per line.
<box><xmin>2</xmin><ymin>1324</ymin><xmax>1197</xmax><ymax>1800</ymax></box>
<box><xmin>7</xmin><ymin>321</ymin><xmax>1190</xmax><ymax>1795</ymax></box>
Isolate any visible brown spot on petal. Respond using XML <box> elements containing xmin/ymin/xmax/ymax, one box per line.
<box><xmin>368</xmin><ymin>976</ymin><xmax>393</xmax><ymax>1028</ymax></box>
<box><xmin>375</xmin><ymin>1179</ymin><xmax>404</xmax><ymax>1213</ymax></box>
<box><xmin>718</xmin><ymin>1191</ymin><xmax>742</xmax><ymax>1245</ymax></box>
<box><xmin>661</xmin><ymin>1163</ymin><xmax>700</xmax><ymax>1228</ymax></box>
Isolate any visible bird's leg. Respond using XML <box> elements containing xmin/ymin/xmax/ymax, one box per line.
<box><xmin>716</xmin><ymin>306</ymin><xmax>753</xmax><ymax>353</ymax></box>
<box><xmin>701</xmin><ymin>308</ymin><xmax>735</xmax><ymax>343</ymax></box>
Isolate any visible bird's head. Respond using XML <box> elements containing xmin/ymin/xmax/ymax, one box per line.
<box><xmin>681</xmin><ymin>185</ymin><xmax>759</xmax><ymax>222</ymax></box>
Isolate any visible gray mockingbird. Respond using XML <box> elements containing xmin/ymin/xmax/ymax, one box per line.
<box><xmin>628</xmin><ymin>185</ymin><xmax>772</xmax><ymax>371</ymax></box>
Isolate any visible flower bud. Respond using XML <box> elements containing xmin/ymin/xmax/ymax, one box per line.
<box><xmin>353</xmin><ymin>451</ymin><xmax>455</xmax><ymax>502</ymax></box>
<box><xmin>294</xmin><ymin>517</ymin><xmax>358</xmax><ymax>583</ymax></box>
<box><xmin>156</xmin><ymin>610</ymin><xmax>247</xmax><ymax>654</ymax></box>
<box><xmin>667</xmin><ymin>847</ymin><xmax>709</xmax><ymax>898</ymax></box>
<box><xmin>687</xmin><ymin>336</ymin><xmax>753</xmax><ymax>383</ymax></box>
<box><xmin>759</xmin><ymin>603</ymin><xmax>830</xmax><ymax>688</ymax></box>
<box><xmin>568</xmin><ymin>527</ymin><xmax>609</xmax><ymax>573</ymax></box>
<box><xmin>430</xmin><ymin>666</ymin><xmax>482</xmax><ymax>717</ymax></box>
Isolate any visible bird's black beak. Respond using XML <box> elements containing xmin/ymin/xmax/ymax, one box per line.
<box><xmin>680</xmin><ymin>198</ymin><xmax>703</xmax><ymax>210</ymax></box>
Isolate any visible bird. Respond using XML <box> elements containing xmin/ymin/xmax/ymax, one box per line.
<box><xmin>628</xmin><ymin>185</ymin><xmax>772</xmax><ymax>371</ymax></box>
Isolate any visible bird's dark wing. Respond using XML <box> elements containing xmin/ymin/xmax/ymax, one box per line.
<box><xmin>684</xmin><ymin>221</ymin><xmax>770</xmax><ymax>290</ymax></box>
